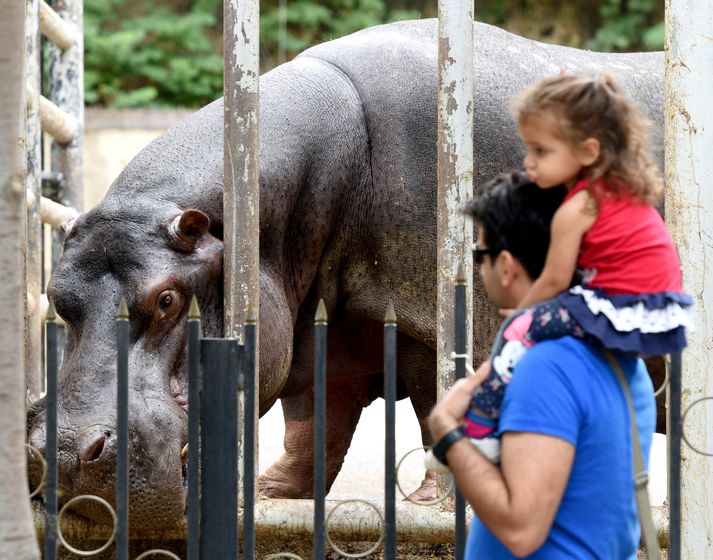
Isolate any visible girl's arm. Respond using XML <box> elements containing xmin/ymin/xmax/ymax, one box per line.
<box><xmin>516</xmin><ymin>190</ymin><xmax>596</xmax><ymax>309</ymax></box>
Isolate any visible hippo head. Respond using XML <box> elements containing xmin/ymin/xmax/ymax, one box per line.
<box><xmin>27</xmin><ymin>199</ymin><xmax>223</xmax><ymax>528</ymax></box>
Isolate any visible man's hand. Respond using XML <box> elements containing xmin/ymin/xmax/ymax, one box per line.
<box><xmin>428</xmin><ymin>363</ymin><xmax>490</xmax><ymax>441</ymax></box>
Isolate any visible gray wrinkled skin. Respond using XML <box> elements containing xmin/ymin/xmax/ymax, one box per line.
<box><xmin>27</xmin><ymin>20</ymin><xmax>663</xmax><ymax>529</ymax></box>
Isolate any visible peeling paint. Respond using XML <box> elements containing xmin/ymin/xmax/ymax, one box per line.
<box><xmin>436</xmin><ymin>2</ymin><xmax>474</xmax><ymax>397</ymax></box>
<box><xmin>223</xmin><ymin>0</ymin><xmax>261</xmax><ymax>486</ymax></box>
<box><xmin>25</xmin><ymin>0</ymin><xmax>43</xmax><ymax>400</ymax></box>
<box><xmin>666</xmin><ymin>3</ymin><xmax>713</xmax><ymax>555</ymax></box>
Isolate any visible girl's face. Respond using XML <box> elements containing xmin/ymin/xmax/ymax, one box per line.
<box><xmin>519</xmin><ymin>112</ymin><xmax>591</xmax><ymax>190</ymax></box>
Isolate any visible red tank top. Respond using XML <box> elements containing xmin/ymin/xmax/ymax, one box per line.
<box><xmin>563</xmin><ymin>179</ymin><xmax>682</xmax><ymax>296</ymax></box>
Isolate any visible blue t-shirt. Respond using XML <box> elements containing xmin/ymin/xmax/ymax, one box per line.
<box><xmin>467</xmin><ymin>337</ymin><xmax>656</xmax><ymax>559</ymax></box>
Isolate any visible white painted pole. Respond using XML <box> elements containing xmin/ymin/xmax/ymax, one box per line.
<box><xmin>436</xmin><ymin>1</ymin><xmax>474</xmax><ymax>400</ymax></box>
<box><xmin>47</xmin><ymin>0</ymin><xmax>83</xmax><ymax>292</ymax></box>
<box><xmin>47</xmin><ymin>0</ymin><xmax>83</xmax><ymax>212</ymax></box>
<box><xmin>0</xmin><ymin>0</ymin><xmax>41</xmax><ymax>555</ymax></box>
<box><xmin>39</xmin><ymin>0</ymin><xmax>77</xmax><ymax>51</ymax></box>
<box><xmin>664</xmin><ymin>1</ymin><xmax>713</xmax><ymax>557</ymax></box>
<box><xmin>25</xmin><ymin>0</ymin><xmax>43</xmax><ymax>401</ymax></box>
<box><xmin>224</xmin><ymin>0</ymin><xmax>260</xmax><ymax>508</ymax></box>
<box><xmin>223</xmin><ymin>0</ymin><xmax>259</xmax><ymax>345</ymax></box>
<box><xmin>39</xmin><ymin>96</ymin><xmax>79</xmax><ymax>144</ymax></box>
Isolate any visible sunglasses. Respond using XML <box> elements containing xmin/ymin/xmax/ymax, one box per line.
<box><xmin>472</xmin><ymin>244</ymin><xmax>502</xmax><ymax>264</ymax></box>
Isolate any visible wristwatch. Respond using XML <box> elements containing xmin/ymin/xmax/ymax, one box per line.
<box><xmin>431</xmin><ymin>425</ymin><xmax>467</xmax><ymax>467</ymax></box>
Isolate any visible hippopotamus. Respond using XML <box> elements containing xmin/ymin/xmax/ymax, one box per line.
<box><xmin>27</xmin><ymin>19</ymin><xmax>664</xmax><ymax>529</ymax></box>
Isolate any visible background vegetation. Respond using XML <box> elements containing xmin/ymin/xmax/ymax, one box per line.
<box><xmin>83</xmin><ymin>0</ymin><xmax>664</xmax><ymax>108</ymax></box>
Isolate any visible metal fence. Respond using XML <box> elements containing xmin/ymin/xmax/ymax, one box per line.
<box><xmin>28</xmin><ymin>275</ymin><xmax>688</xmax><ymax>559</ymax></box>
<box><xmin>30</xmin><ymin>282</ymin><xmax>472</xmax><ymax>559</ymax></box>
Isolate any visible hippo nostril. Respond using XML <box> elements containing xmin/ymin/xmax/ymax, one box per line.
<box><xmin>80</xmin><ymin>435</ymin><xmax>106</xmax><ymax>462</ymax></box>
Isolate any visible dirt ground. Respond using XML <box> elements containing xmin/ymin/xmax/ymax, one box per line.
<box><xmin>53</xmin><ymin>540</ymin><xmax>667</xmax><ymax>559</ymax></box>
<box><xmin>261</xmin><ymin>541</ymin><xmax>667</xmax><ymax>559</ymax></box>
<box><xmin>53</xmin><ymin>540</ymin><xmax>456</xmax><ymax>559</ymax></box>
<box><xmin>257</xmin><ymin>541</ymin><xmax>454</xmax><ymax>559</ymax></box>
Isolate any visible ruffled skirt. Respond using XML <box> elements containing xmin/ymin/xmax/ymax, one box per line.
<box><xmin>557</xmin><ymin>285</ymin><xmax>694</xmax><ymax>356</ymax></box>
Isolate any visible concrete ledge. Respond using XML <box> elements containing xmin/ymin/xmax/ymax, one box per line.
<box><xmin>33</xmin><ymin>500</ymin><xmax>670</xmax><ymax>548</ymax></box>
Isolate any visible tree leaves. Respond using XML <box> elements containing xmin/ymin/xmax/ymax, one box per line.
<box><xmin>84</xmin><ymin>0</ymin><xmax>663</xmax><ymax>108</ymax></box>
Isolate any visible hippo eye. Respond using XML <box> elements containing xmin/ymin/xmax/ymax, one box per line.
<box><xmin>156</xmin><ymin>289</ymin><xmax>181</xmax><ymax>319</ymax></box>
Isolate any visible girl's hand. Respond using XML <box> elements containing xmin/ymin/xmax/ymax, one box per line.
<box><xmin>499</xmin><ymin>308</ymin><xmax>516</xmax><ymax>318</ymax></box>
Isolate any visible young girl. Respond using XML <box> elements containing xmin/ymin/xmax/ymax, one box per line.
<box><xmin>427</xmin><ymin>73</ymin><xmax>693</xmax><ymax>471</ymax></box>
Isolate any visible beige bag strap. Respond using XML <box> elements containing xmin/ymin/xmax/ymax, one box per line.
<box><xmin>603</xmin><ymin>350</ymin><xmax>661</xmax><ymax>560</ymax></box>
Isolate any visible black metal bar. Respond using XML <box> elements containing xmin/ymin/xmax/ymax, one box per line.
<box><xmin>116</xmin><ymin>299</ymin><xmax>129</xmax><ymax>560</ymax></box>
<box><xmin>454</xmin><ymin>269</ymin><xmax>467</xmax><ymax>560</ymax></box>
<box><xmin>40</xmin><ymin>170</ymin><xmax>65</xmax><ymax>198</ymax></box>
<box><xmin>44</xmin><ymin>302</ymin><xmax>58</xmax><ymax>560</ymax></box>
<box><xmin>384</xmin><ymin>303</ymin><xmax>397</xmax><ymax>560</ymax></box>
<box><xmin>200</xmin><ymin>338</ymin><xmax>239</xmax><ymax>559</ymax></box>
<box><xmin>243</xmin><ymin>309</ymin><xmax>257</xmax><ymax>560</ymax></box>
<box><xmin>187</xmin><ymin>297</ymin><xmax>201</xmax><ymax>560</ymax></box>
<box><xmin>314</xmin><ymin>300</ymin><xmax>328</xmax><ymax>559</ymax></box>
<box><xmin>668</xmin><ymin>352</ymin><xmax>682</xmax><ymax>560</ymax></box>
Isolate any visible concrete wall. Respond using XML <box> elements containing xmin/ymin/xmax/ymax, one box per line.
<box><xmin>84</xmin><ymin>108</ymin><xmax>195</xmax><ymax>209</ymax></box>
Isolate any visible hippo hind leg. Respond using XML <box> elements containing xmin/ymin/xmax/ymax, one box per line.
<box><xmin>259</xmin><ymin>377</ymin><xmax>377</xmax><ymax>498</ymax></box>
<box><xmin>395</xmin><ymin>333</ymin><xmax>440</xmax><ymax>502</ymax></box>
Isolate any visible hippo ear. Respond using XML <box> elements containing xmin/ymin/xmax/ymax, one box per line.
<box><xmin>60</xmin><ymin>215</ymin><xmax>78</xmax><ymax>236</ymax></box>
<box><xmin>170</xmin><ymin>209</ymin><xmax>210</xmax><ymax>248</ymax></box>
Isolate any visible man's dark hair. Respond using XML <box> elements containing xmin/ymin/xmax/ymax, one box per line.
<box><xmin>464</xmin><ymin>170</ymin><xmax>567</xmax><ymax>279</ymax></box>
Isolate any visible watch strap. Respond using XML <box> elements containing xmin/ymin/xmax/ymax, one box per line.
<box><xmin>431</xmin><ymin>425</ymin><xmax>466</xmax><ymax>466</ymax></box>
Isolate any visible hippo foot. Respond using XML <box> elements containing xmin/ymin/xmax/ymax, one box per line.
<box><xmin>258</xmin><ymin>476</ymin><xmax>307</xmax><ymax>499</ymax></box>
<box><xmin>258</xmin><ymin>459</ymin><xmax>313</xmax><ymax>499</ymax></box>
<box><xmin>406</xmin><ymin>471</ymin><xmax>440</xmax><ymax>502</ymax></box>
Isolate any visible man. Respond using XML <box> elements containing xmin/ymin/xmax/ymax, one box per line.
<box><xmin>429</xmin><ymin>171</ymin><xmax>656</xmax><ymax>558</ymax></box>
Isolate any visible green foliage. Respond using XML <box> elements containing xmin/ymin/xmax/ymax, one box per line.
<box><xmin>84</xmin><ymin>0</ymin><xmax>663</xmax><ymax>108</ymax></box>
<box><xmin>84</xmin><ymin>0</ymin><xmax>223</xmax><ymax>107</ymax></box>
<box><xmin>586</xmin><ymin>0</ymin><xmax>664</xmax><ymax>51</ymax></box>
<box><xmin>85</xmin><ymin>0</ymin><xmax>419</xmax><ymax>107</ymax></box>
<box><xmin>259</xmin><ymin>0</ymin><xmax>419</xmax><ymax>64</ymax></box>
<box><xmin>642</xmin><ymin>21</ymin><xmax>665</xmax><ymax>50</ymax></box>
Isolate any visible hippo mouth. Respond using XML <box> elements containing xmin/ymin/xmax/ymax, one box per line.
<box><xmin>169</xmin><ymin>349</ymin><xmax>189</xmax><ymax>413</ymax></box>
<box><xmin>170</xmin><ymin>375</ymin><xmax>188</xmax><ymax>411</ymax></box>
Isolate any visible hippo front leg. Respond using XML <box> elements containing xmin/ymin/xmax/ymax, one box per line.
<box><xmin>258</xmin><ymin>379</ymin><xmax>370</xmax><ymax>498</ymax></box>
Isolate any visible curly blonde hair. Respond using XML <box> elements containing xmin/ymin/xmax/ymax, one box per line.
<box><xmin>513</xmin><ymin>73</ymin><xmax>663</xmax><ymax>205</ymax></box>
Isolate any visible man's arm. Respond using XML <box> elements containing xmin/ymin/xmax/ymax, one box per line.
<box><xmin>429</xmin><ymin>375</ymin><xmax>574</xmax><ymax>556</ymax></box>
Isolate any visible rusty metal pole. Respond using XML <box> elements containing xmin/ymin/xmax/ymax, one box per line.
<box><xmin>47</xmin><ymin>0</ymin><xmax>82</xmax><ymax>382</ymax></box>
<box><xmin>224</xmin><ymin>0</ymin><xmax>260</xmax><ymax>504</ymax></box>
<box><xmin>664</xmin><ymin>2</ymin><xmax>713</xmax><ymax>557</ymax></box>
<box><xmin>24</xmin><ymin>0</ymin><xmax>43</xmax><ymax>400</ymax></box>
<box><xmin>436</xmin><ymin>4</ymin><xmax>474</xmax><ymax>397</ymax></box>
<box><xmin>47</xmin><ymin>0</ymin><xmax>83</xmax><ymax>245</ymax></box>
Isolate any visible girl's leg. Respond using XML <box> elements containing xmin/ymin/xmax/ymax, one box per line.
<box><xmin>525</xmin><ymin>299</ymin><xmax>586</xmax><ymax>343</ymax></box>
<box><xmin>466</xmin><ymin>310</ymin><xmax>535</xmax><ymax>439</ymax></box>
<box><xmin>465</xmin><ymin>301</ymin><xmax>588</xmax><ymax>440</ymax></box>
